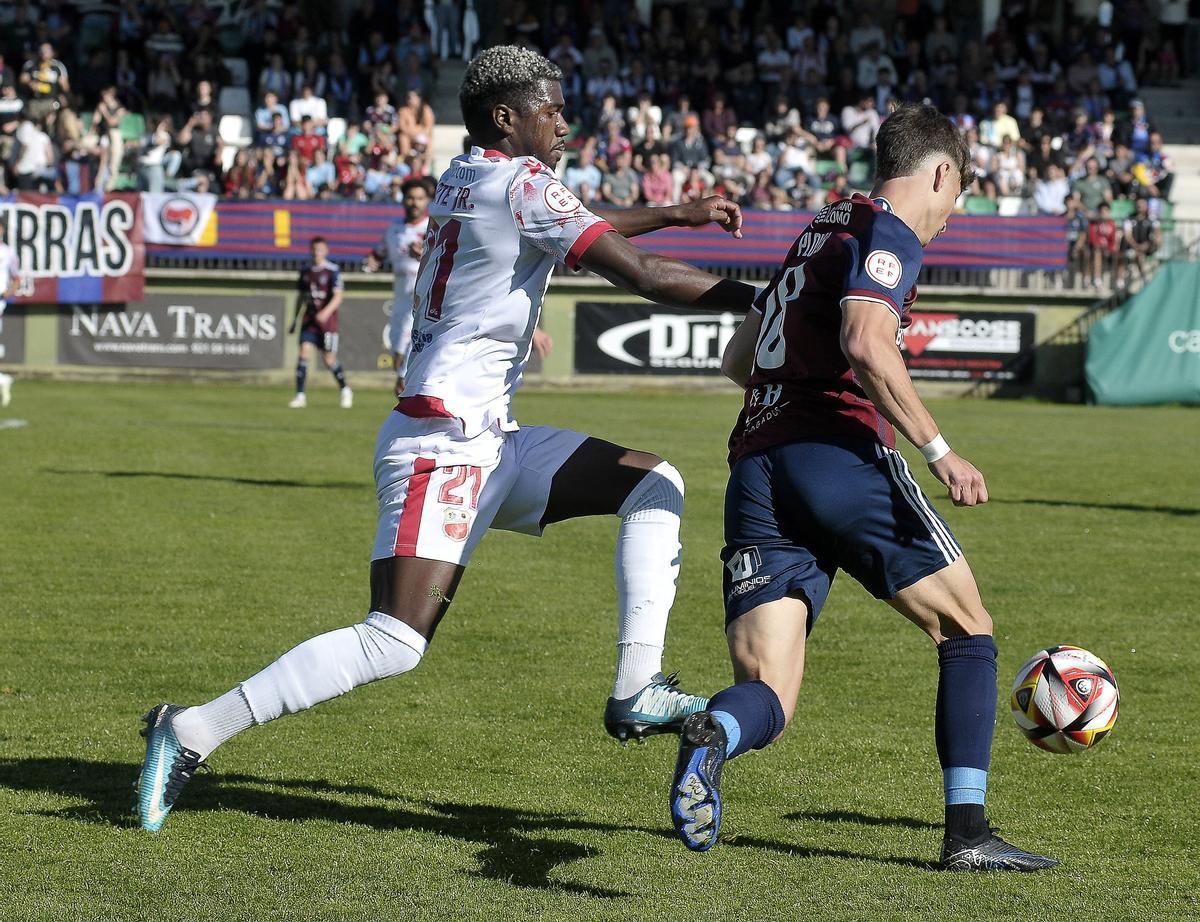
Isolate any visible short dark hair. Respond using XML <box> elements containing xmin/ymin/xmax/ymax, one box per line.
<box><xmin>310</xmin><ymin>236</ymin><xmax>327</xmax><ymax>247</ymax></box>
<box><xmin>875</xmin><ymin>103</ymin><xmax>973</xmax><ymax>191</ymax></box>
<box><xmin>400</xmin><ymin>177</ymin><xmax>431</xmax><ymax>197</ymax></box>
<box><xmin>459</xmin><ymin>45</ymin><xmax>562</xmax><ymax>142</ymax></box>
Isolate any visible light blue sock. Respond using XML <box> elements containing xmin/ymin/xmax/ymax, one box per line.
<box><xmin>943</xmin><ymin>766</ymin><xmax>988</xmax><ymax>805</ymax></box>
<box><xmin>710</xmin><ymin>710</ymin><xmax>741</xmax><ymax>756</ymax></box>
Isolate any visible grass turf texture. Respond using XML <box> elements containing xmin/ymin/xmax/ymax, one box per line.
<box><xmin>1</xmin><ymin>380</ymin><xmax>1197</xmax><ymax>921</ymax></box>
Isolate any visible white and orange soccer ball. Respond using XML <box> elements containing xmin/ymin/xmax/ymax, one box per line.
<box><xmin>1010</xmin><ymin>645</ymin><xmax>1119</xmax><ymax>754</ymax></box>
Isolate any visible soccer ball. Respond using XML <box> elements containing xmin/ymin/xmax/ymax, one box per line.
<box><xmin>1010</xmin><ymin>645</ymin><xmax>1119</xmax><ymax>754</ymax></box>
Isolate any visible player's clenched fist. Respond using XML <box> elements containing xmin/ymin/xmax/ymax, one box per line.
<box><xmin>929</xmin><ymin>452</ymin><xmax>989</xmax><ymax>506</ymax></box>
<box><xmin>671</xmin><ymin>196</ymin><xmax>744</xmax><ymax>238</ymax></box>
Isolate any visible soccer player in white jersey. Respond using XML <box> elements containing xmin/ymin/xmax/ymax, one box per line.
<box><xmin>0</xmin><ymin>218</ymin><xmax>21</xmax><ymax>408</ymax></box>
<box><xmin>135</xmin><ymin>46</ymin><xmax>760</xmax><ymax>832</ymax></box>
<box><xmin>365</xmin><ymin>176</ymin><xmax>436</xmax><ymax>396</ymax></box>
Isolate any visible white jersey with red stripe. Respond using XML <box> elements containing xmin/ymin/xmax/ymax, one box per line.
<box><xmin>385</xmin><ymin>216</ymin><xmax>430</xmax><ymax>304</ymax></box>
<box><xmin>400</xmin><ymin>146</ymin><xmax>613</xmax><ymax>437</ymax></box>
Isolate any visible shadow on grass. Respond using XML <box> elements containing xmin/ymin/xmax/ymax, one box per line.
<box><xmin>0</xmin><ymin>758</ymin><xmax>936</xmax><ymax>888</ymax></box>
<box><xmin>995</xmin><ymin>497</ymin><xmax>1200</xmax><ymax>517</ymax></box>
<box><xmin>784</xmin><ymin>810</ymin><xmax>941</xmax><ymax>832</ymax></box>
<box><xmin>43</xmin><ymin>468</ymin><xmax>364</xmax><ymax>491</ymax></box>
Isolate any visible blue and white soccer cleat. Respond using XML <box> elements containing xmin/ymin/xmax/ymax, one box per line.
<box><xmin>603</xmin><ymin>672</ymin><xmax>709</xmax><ymax>742</ymax></box>
<box><xmin>940</xmin><ymin>828</ymin><xmax>1059</xmax><ymax>871</ymax></box>
<box><xmin>134</xmin><ymin>704</ymin><xmax>204</xmax><ymax>832</ymax></box>
<box><xmin>670</xmin><ymin>711</ymin><xmax>728</xmax><ymax>851</ymax></box>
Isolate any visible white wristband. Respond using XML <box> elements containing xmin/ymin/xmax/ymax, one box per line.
<box><xmin>920</xmin><ymin>434</ymin><xmax>951</xmax><ymax>464</ymax></box>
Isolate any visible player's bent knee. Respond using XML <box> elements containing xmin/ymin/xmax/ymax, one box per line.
<box><xmin>354</xmin><ymin>611</ymin><xmax>428</xmax><ymax>679</ymax></box>
<box><xmin>618</xmin><ymin>459</ymin><xmax>685</xmax><ymax>518</ymax></box>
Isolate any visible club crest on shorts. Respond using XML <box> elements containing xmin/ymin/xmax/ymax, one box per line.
<box><xmin>443</xmin><ymin>507</ymin><xmax>472</xmax><ymax>541</ymax></box>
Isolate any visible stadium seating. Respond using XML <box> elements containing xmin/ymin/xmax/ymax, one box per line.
<box><xmin>218</xmin><ymin>87</ymin><xmax>253</xmax><ymax>119</ymax></box>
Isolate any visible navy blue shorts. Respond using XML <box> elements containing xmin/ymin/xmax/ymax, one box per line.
<box><xmin>300</xmin><ymin>329</ymin><xmax>339</xmax><ymax>353</ymax></box>
<box><xmin>722</xmin><ymin>437</ymin><xmax>962</xmax><ymax>629</ymax></box>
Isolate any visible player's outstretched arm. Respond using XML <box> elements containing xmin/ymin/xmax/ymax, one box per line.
<box><xmin>578</xmin><ymin>230</ymin><xmax>756</xmax><ymax>313</ymax></box>
<box><xmin>840</xmin><ymin>299</ymin><xmax>988</xmax><ymax>507</ymax></box>
<box><xmin>592</xmin><ymin>195</ymin><xmax>743</xmax><ymax>239</ymax></box>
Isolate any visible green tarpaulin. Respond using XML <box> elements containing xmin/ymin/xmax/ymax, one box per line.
<box><xmin>1086</xmin><ymin>262</ymin><xmax>1200</xmax><ymax>405</ymax></box>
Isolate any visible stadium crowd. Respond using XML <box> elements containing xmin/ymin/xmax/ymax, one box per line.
<box><xmin>0</xmin><ymin>0</ymin><xmax>1188</xmax><ymax>286</ymax></box>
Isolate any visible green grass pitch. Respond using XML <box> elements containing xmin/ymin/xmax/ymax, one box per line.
<box><xmin>1</xmin><ymin>380</ymin><xmax>1198</xmax><ymax>921</ymax></box>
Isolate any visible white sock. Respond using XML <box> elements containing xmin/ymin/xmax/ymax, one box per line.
<box><xmin>611</xmin><ymin>461</ymin><xmax>684</xmax><ymax>698</ymax></box>
<box><xmin>171</xmin><ymin>612</ymin><xmax>426</xmax><ymax>759</ymax></box>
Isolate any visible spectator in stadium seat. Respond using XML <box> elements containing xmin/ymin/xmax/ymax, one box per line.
<box><xmin>259</xmin><ymin>53</ymin><xmax>293</xmax><ymax>101</ymax></box>
<box><xmin>1027</xmin><ymin>132</ymin><xmax>1066</xmax><ymax>181</ymax></box>
<box><xmin>626</xmin><ymin>91</ymin><xmax>662</xmax><ymax>145</ymax></box>
<box><xmin>306</xmin><ymin>146</ymin><xmax>335</xmax><ymax>196</ymax></box>
<box><xmin>1088</xmin><ymin>201</ymin><xmax>1123</xmax><ymax>288</ymax></box>
<box><xmin>764</xmin><ymin>95</ymin><xmax>802</xmax><ymax>145</ymax></box>
<box><xmin>20</xmin><ymin>42</ymin><xmax>69</xmax><ymax>123</ymax></box>
<box><xmin>54</xmin><ymin>106</ymin><xmax>97</xmax><ymax>195</ymax></box>
<box><xmin>802</xmin><ymin>97</ymin><xmax>848</xmax><ymax>171</ymax></box>
<box><xmin>223</xmin><ymin>148</ymin><xmax>256</xmax><ymax>197</ymax></box>
<box><xmin>601</xmin><ymin>148</ymin><xmax>641</xmax><ymax>206</ymax></box>
<box><xmin>1070</xmin><ymin>160</ymin><xmax>1113</xmax><ymax>216</ymax></box>
<box><xmin>0</xmin><ymin>83</ymin><xmax>25</xmax><ymax>176</ymax></box>
<box><xmin>1120</xmin><ymin>99</ymin><xmax>1153</xmax><ymax>155</ymax></box>
<box><xmin>260</xmin><ymin>112</ymin><xmax>290</xmax><ymax>161</ymax></box>
<box><xmin>1042</xmin><ymin>76</ymin><xmax>1076</xmax><ymax>131</ymax></box>
<box><xmin>144</xmin><ymin>17</ymin><xmax>185</xmax><ymax>61</ymax></box>
<box><xmin>856</xmin><ymin>43</ymin><xmax>895</xmax><ymax>91</ymax></box>
<box><xmin>594</xmin><ymin>93</ymin><xmax>624</xmax><ymax>136</ymax></box>
<box><xmin>396</xmin><ymin>90</ymin><xmax>435</xmax><ymax>159</ymax></box>
<box><xmin>293</xmin><ymin>55</ymin><xmax>328</xmax><ymax>101</ymax></box>
<box><xmin>1066</xmin><ymin>52</ymin><xmax>1099</xmax><ymax>95</ymax></box>
<box><xmin>13</xmin><ymin>118</ymin><xmax>56</xmax><ymax>191</ymax></box>
<box><xmin>585</xmin><ymin>58</ymin><xmax>623</xmax><ymax>108</ymax></box>
<box><xmin>1138</xmin><ymin>132</ymin><xmax>1174</xmax><ymax>201</ymax></box>
<box><xmin>993</xmin><ymin>135</ymin><xmax>1026</xmax><ymax>195</ymax></box>
<box><xmin>641</xmin><ymin>152</ymin><xmax>674</xmax><ymax>206</ymax></box>
<box><xmin>1032</xmin><ymin>163</ymin><xmax>1070</xmax><ymax>215</ymax></box>
<box><xmin>137</xmin><ymin>116</ymin><xmax>182</xmax><ymax>192</ymax></box>
<box><xmin>979</xmin><ymin>100</ymin><xmax>1020</xmax><ymax>148</ymax></box>
<box><xmin>948</xmin><ymin>93</ymin><xmax>976</xmax><ymax>132</ymax></box>
<box><xmin>582</xmin><ymin>27</ymin><xmax>617</xmax><ymax>76</ymax></box>
<box><xmin>563</xmin><ymin>139</ymin><xmax>602</xmax><ymax>204</ymax></box>
<box><xmin>547</xmin><ymin>32</ymin><xmax>583</xmax><ymax>71</ymax></box>
<box><xmin>92</xmin><ymin>86</ymin><xmax>128</xmax><ymax>191</ymax></box>
<box><xmin>254</xmin><ymin>91</ymin><xmax>290</xmax><ymax>138</ymax></box>
<box><xmin>757</xmin><ymin>27</ymin><xmax>791</xmax><ymax>90</ymax></box>
<box><xmin>840</xmin><ymin>93</ymin><xmax>880</xmax><ymax>152</ymax></box>
<box><xmin>326</xmin><ymin>54</ymin><xmax>356</xmax><ymax>119</ymax></box>
<box><xmin>849</xmin><ymin>11</ymin><xmax>886</xmax><ymax>56</ymax></box>
<box><xmin>1064</xmin><ymin>111</ymin><xmax>1097</xmax><ymax>164</ymax></box>
<box><xmin>1123</xmin><ymin>197</ymin><xmax>1161</xmax><ymax>280</ymax></box>
<box><xmin>679</xmin><ymin>164</ymin><xmax>712</xmax><ymax>202</ymax></box>
<box><xmin>773</xmin><ymin>125</ymin><xmax>814</xmax><ymax>191</ymax></box>
<box><xmin>177</xmin><ymin>108</ymin><xmax>223</xmax><ymax>183</ymax></box>
<box><xmin>289</xmin><ymin>85</ymin><xmax>329</xmax><ymax>130</ymax></box>
<box><xmin>1063</xmin><ymin>191</ymin><xmax>1090</xmax><ymax>284</ymax></box>
<box><xmin>1105</xmin><ymin>141</ymin><xmax>1136</xmax><ymax>197</ymax></box>
<box><xmin>597</xmin><ymin>119</ymin><xmax>632</xmax><ymax>172</ymax></box>
<box><xmin>633</xmin><ymin>120</ymin><xmax>668</xmax><ymax>173</ymax></box>
<box><xmin>291</xmin><ymin>116</ymin><xmax>325</xmax><ymax>166</ymax></box>
<box><xmin>1078</xmin><ymin>79</ymin><xmax>1110</xmax><ymax>125</ymax></box>
<box><xmin>365</xmin><ymin>92</ymin><xmax>397</xmax><ymax>131</ymax></box>
<box><xmin>670</xmin><ymin>115</ymin><xmax>710</xmax><ymax>177</ymax></box>
<box><xmin>281</xmin><ymin>149</ymin><xmax>312</xmax><ymax>200</ymax></box>
<box><xmin>744</xmin><ymin>134</ymin><xmax>772</xmax><ymax>177</ymax></box>
<box><xmin>557</xmin><ymin>56</ymin><xmax>584</xmax><ymax>117</ymax></box>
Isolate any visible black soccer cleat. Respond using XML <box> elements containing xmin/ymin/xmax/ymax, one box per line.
<box><xmin>604</xmin><ymin>671</ymin><xmax>709</xmax><ymax>742</ymax></box>
<box><xmin>940</xmin><ymin>828</ymin><xmax>1060</xmax><ymax>871</ymax></box>
<box><xmin>670</xmin><ymin>711</ymin><xmax>728</xmax><ymax>851</ymax></box>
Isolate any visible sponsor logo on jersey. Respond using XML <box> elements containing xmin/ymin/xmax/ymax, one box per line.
<box><xmin>728</xmin><ymin>574</ymin><xmax>773</xmax><ymax>598</ymax></box>
<box><xmin>725</xmin><ymin>546</ymin><xmax>762</xmax><ymax>582</ymax></box>
<box><xmin>443</xmin><ymin>507</ymin><xmax>472</xmax><ymax>541</ymax></box>
<box><xmin>410</xmin><ymin>331</ymin><xmax>433</xmax><ymax>353</ymax></box>
<box><xmin>543</xmin><ymin>181</ymin><xmax>582</xmax><ymax>215</ymax></box>
<box><xmin>865</xmin><ymin>250</ymin><xmax>902</xmax><ymax>288</ymax></box>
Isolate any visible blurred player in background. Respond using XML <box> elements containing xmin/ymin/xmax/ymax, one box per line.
<box><xmin>288</xmin><ymin>236</ymin><xmax>352</xmax><ymax>409</ymax></box>
<box><xmin>365</xmin><ymin>177</ymin><xmax>436</xmax><ymax>396</ymax></box>
<box><xmin>0</xmin><ymin>217</ymin><xmax>20</xmax><ymax>408</ymax></box>
<box><xmin>136</xmin><ymin>45</ymin><xmax>760</xmax><ymax>832</ymax></box>
<box><xmin>669</xmin><ymin>104</ymin><xmax>1057</xmax><ymax>871</ymax></box>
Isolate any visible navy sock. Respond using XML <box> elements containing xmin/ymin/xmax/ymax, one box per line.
<box><xmin>295</xmin><ymin>360</ymin><xmax>308</xmax><ymax>394</ymax></box>
<box><xmin>936</xmin><ymin>634</ymin><xmax>997</xmax><ymax>840</ymax></box>
<box><xmin>708</xmin><ymin>680</ymin><xmax>785</xmax><ymax>760</ymax></box>
<box><xmin>330</xmin><ymin>364</ymin><xmax>347</xmax><ymax>389</ymax></box>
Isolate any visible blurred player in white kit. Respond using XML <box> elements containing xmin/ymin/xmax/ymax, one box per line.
<box><xmin>0</xmin><ymin>217</ymin><xmax>21</xmax><ymax>408</ymax></box>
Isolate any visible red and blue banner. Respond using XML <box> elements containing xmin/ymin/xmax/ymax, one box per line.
<box><xmin>1</xmin><ymin>193</ymin><xmax>145</xmax><ymax>304</ymax></box>
<box><xmin>144</xmin><ymin>200</ymin><xmax>1069</xmax><ymax>273</ymax></box>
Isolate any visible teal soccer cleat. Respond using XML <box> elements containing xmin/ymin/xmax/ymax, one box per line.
<box><xmin>603</xmin><ymin>672</ymin><xmax>709</xmax><ymax>742</ymax></box>
<box><xmin>134</xmin><ymin>704</ymin><xmax>204</xmax><ymax>832</ymax></box>
<box><xmin>670</xmin><ymin>711</ymin><xmax>727</xmax><ymax>851</ymax></box>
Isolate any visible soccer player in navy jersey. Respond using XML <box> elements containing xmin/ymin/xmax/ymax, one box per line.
<box><xmin>289</xmin><ymin>236</ymin><xmax>353</xmax><ymax>409</ymax></box>
<box><xmin>669</xmin><ymin>104</ymin><xmax>1057</xmax><ymax>871</ymax></box>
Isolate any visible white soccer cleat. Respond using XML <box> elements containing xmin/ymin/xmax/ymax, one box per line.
<box><xmin>340</xmin><ymin>387</ymin><xmax>353</xmax><ymax>409</ymax></box>
<box><xmin>0</xmin><ymin>373</ymin><xmax>11</xmax><ymax>408</ymax></box>
<box><xmin>288</xmin><ymin>393</ymin><xmax>307</xmax><ymax>408</ymax></box>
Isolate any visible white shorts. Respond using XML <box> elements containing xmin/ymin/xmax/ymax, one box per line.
<box><xmin>370</xmin><ymin>411</ymin><xmax>589</xmax><ymax>565</ymax></box>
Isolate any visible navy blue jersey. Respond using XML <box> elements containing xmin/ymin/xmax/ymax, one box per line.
<box><xmin>729</xmin><ymin>193</ymin><xmax>923</xmax><ymax>460</ymax></box>
<box><xmin>298</xmin><ymin>259</ymin><xmax>344</xmax><ymax>333</ymax></box>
